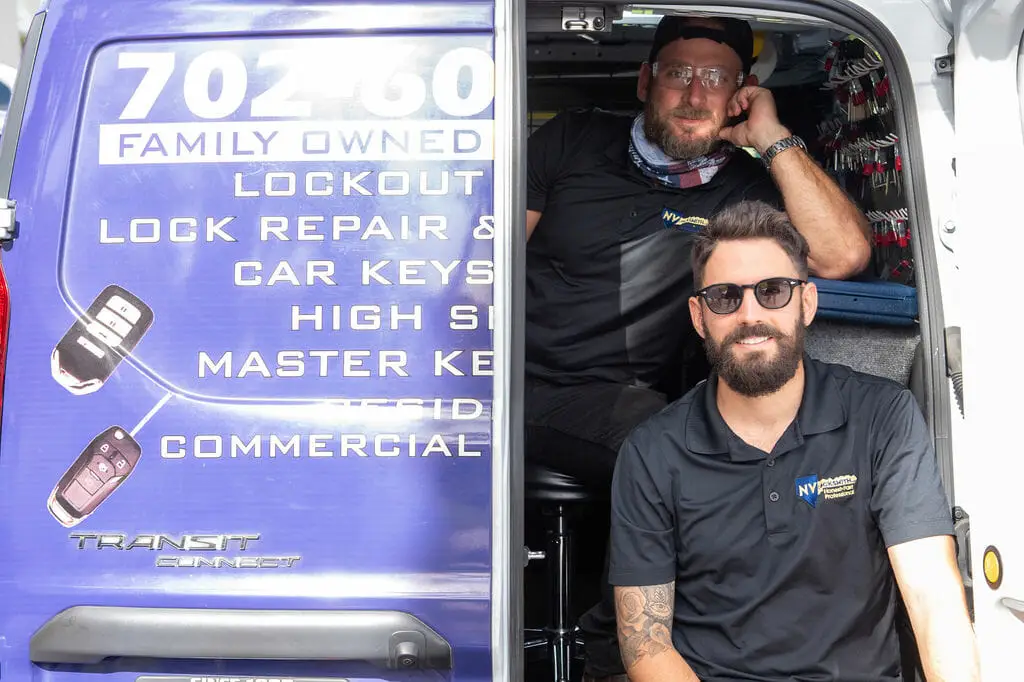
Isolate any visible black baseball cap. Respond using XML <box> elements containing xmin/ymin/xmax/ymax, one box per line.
<box><xmin>647</xmin><ymin>15</ymin><xmax>755</xmax><ymax>74</ymax></box>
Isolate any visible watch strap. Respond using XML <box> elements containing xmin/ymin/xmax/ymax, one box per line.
<box><xmin>761</xmin><ymin>135</ymin><xmax>807</xmax><ymax>169</ymax></box>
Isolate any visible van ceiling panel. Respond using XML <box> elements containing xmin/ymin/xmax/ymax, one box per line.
<box><xmin>526</xmin><ymin>4</ymin><xmax>626</xmax><ymax>33</ymax></box>
<box><xmin>525</xmin><ymin>3</ymin><xmax>842</xmax><ymax>33</ymax></box>
<box><xmin>618</xmin><ymin>4</ymin><xmax>839</xmax><ymax>30</ymax></box>
<box><xmin>526</xmin><ymin>3</ymin><xmax>850</xmax><ymax>86</ymax></box>
<box><xmin>528</xmin><ymin>24</ymin><xmax>840</xmax><ymax>87</ymax></box>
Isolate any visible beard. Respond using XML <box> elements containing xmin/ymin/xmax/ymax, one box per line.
<box><xmin>643</xmin><ymin>100</ymin><xmax>726</xmax><ymax>160</ymax></box>
<box><xmin>702</xmin><ymin>310</ymin><xmax>806</xmax><ymax>398</ymax></box>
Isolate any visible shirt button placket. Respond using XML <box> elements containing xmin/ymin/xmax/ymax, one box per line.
<box><xmin>764</xmin><ymin>458</ymin><xmax>786</xmax><ymax>534</ymax></box>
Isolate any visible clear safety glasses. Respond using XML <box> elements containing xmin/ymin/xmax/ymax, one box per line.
<box><xmin>651</xmin><ymin>62</ymin><xmax>744</xmax><ymax>92</ymax></box>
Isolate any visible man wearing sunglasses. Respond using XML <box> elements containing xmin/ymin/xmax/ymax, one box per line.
<box><xmin>524</xmin><ymin>12</ymin><xmax>872</xmax><ymax>681</ymax></box>
<box><xmin>605</xmin><ymin>201</ymin><xmax>980</xmax><ymax>682</ymax></box>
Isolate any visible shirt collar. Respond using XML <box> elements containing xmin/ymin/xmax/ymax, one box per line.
<box><xmin>686</xmin><ymin>354</ymin><xmax>848</xmax><ymax>460</ymax></box>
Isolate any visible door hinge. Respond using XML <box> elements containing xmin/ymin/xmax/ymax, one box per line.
<box><xmin>953</xmin><ymin>506</ymin><xmax>973</xmax><ymax>620</ymax></box>
<box><xmin>0</xmin><ymin>198</ymin><xmax>14</xmax><ymax>241</ymax></box>
<box><xmin>561</xmin><ymin>6</ymin><xmax>611</xmax><ymax>32</ymax></box>
<box><xmin>935</xmin><ymin>54</ymin><xmax>954</xmax><ymax>74</ymax></box>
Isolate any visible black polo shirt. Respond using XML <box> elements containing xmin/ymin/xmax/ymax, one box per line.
<box><xmin>608</xmin><ymin>356</ymin><xmax>954</xmax><ymax>682</ymax></box>
<box><xmin>525</xmin><ymin>107</ymin><xmax>782</xmax><ymax>388</ymax></box>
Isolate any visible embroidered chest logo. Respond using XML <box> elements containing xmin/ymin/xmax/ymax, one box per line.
<box><xmin>661</xmin><ymin>208</ymin><xmax>708</xmax><ymax>234</ymax></box>
<box><xmin>795</xmin><ymin>473</ymin><xmax>858</xmax><ymax>508</ymax></box>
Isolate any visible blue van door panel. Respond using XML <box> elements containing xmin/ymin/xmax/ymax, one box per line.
<box><xmin>0</xmin><ymin>1</ymin><xmax>502</xmax><ymax>681</ymax></box>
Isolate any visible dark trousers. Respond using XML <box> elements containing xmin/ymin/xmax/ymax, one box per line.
<box><xmin>524</xmin><ymin>376</ymin><xmax>669</xmax><ymax>678</ymax></box>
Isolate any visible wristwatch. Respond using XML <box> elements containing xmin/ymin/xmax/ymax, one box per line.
<box><xmin>761</xmin><ymin>135</ymin><xmax>807</xmax><ymax>169</ymax></box>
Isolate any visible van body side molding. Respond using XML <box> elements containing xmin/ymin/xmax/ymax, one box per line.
<box><xmin>29</xmin><ymin>606</ymin><xmax>453</xmax><ymax>669</ymax></box>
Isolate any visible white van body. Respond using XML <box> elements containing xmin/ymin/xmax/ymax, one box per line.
<box><xmin>942</xmin><ymin>0</ymin><xmax>1024</xmax><ymax>677</ymax></box>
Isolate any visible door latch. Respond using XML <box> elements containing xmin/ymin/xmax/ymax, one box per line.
<box><xmin>0</xmin><ymin>198</ymin><xmax>14</xmax><ymax>241</ymax></box>
<box><xmin>953</xmin><ymin>506</ymin><xmax>973</xmax><ymax>620</ymax></box>
<box><xmin>561</xmin><ymin>6</ymin><xmax>609</xmax><ymax>32</ymax></box>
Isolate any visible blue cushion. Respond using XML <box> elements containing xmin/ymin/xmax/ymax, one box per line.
<box><xmin>808</xmin><ymin>277</ymin><xmax>918</xmax><ymax>326</ymax></box>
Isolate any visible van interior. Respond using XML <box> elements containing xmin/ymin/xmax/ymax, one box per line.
<box><xmin>520</xmin><ymin>4</ymin><xmax>956</xmax><ymax>682</ymax></box>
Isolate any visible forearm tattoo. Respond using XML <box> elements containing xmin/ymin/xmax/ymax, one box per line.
<box><xmin>614</xmin><ymin>582</ymin><xmax>675</xmax><ymax>669</ymax></box>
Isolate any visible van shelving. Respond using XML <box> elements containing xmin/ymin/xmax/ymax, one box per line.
<box><xmin>816</xmin><ymin>36</ymin><xmax>915</xmax><ymax>286</ymax></box>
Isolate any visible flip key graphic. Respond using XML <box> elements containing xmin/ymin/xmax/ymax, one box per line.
<box><xmin>47</xmin><ymin>393</ymin><xmax>171</xmax><ymax>527</ymax></box>
<box><xmin>51</xmin><ymin>284</ymin><xmax>154</xmax><ymax>395</ymax></box>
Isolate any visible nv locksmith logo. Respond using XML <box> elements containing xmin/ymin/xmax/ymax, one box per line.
<box><xmin>795</xmin><ymin>473</ymin><xmax>858</xmax><ymax>508</ymax></box>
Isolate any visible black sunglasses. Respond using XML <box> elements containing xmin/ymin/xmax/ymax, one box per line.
<box><xmin>696</xmin><ymin>277</ymin><xmax>806</xmax><ymax>315</ymax></box>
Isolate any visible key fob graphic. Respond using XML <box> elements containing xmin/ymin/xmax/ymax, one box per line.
<box><xmin>47</xmin><ymin>426</ymin><xmax>141</xmax><ymax>527</ymax></box>
<box><xmin>51</xmin><ymin>285</ymin><xmax>153</xmax><ymax>395</ymax></box>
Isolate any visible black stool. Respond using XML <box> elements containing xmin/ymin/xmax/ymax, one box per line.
<box><xmin>523</xmin><ymin>461</ymin><xmax>605</xmax><ymax>682</ymax></box>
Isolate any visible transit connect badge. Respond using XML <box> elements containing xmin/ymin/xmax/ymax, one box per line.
<box><xmin>135</xmin><ymin>677</ymin><xmax>345</xmax><ymax>682</ymax></box>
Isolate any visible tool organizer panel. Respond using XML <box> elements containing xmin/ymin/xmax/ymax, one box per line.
<box><xmin>817</xmin><ymin>37</ymin><xmax>915</xmax><ymax>289</ymax></box>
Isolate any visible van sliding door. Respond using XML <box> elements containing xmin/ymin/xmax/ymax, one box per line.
<box><xmin>0</xmin><ymin>0</ymin><xmax>524</xmax><ymax>681</ymax></box>
<box><xmin>953</xmin><ymin>0</ymin><xmax>1024</xmax><ymax>678</ymax></box>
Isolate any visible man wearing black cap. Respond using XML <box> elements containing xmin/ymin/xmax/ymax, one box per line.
<box><xmin>523</xmin><ymin>13</ymin><xmax>873</xmax><ymax>682</ymax></box>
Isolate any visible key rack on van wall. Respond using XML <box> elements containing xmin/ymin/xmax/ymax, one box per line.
<box><xmin>818</xmin><ymin>36</ymin><xmax>914</xmax><ymax>287</ymax></box>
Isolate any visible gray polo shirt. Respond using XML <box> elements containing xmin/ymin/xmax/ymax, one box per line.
<box><xmin>608</xmin><ymin>355</ymin><xmax>953</xmax><ymax>682</ymax></box>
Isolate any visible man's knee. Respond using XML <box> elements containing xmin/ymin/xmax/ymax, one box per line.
<box><xmin>607</xmin><ymin>385</ymin><xmax>668</xmax><ymax>447</ymax></box>
<box><xmin>524</xmin><ymin>381</ymin><xmax>667</xmax><ymax>488</ymax></box>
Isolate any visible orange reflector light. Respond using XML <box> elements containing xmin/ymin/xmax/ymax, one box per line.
<box><xmin>984</xmin><ymin>546</ymin><xmax>1003</xmax><ymax>590</ymax></box>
